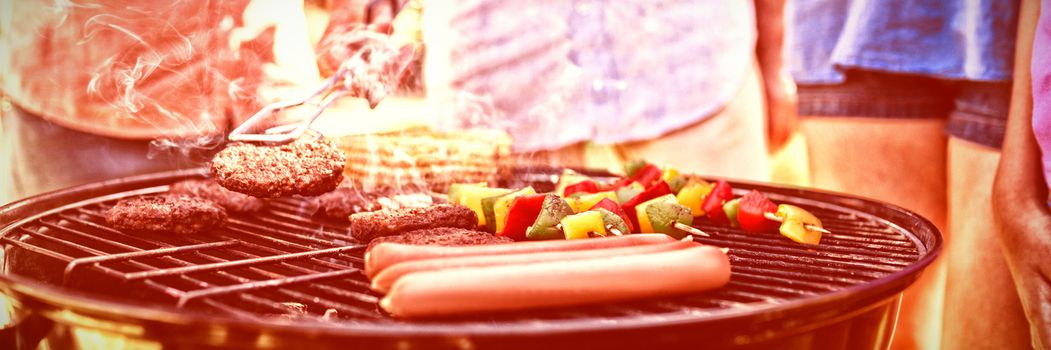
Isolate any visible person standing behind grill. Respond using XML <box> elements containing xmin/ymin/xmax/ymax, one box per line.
<box><xmin>784</xmin><ymin>1</ymin><xmax>1026</xmax><ymax>349</ymax></box>
<box><xmin>995</xmin><ymin>0</ymin><xmax>1051</xmax><ymax>347</ymax></box>
<box><xmin>0</xmin><ymin>0</ymin><xmax>321</xmax><ymax>204</ymax></box>
<box><xmin>372</xmin><ymin>0</ymin><xmax>797</xmax><ymax>181</ymax></box>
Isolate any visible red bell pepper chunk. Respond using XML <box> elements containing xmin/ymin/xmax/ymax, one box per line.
<box><xmin>610</xmin><ymin>163</ymin><xmax>663</xmax><ymax>190</ymax></box>
<box><xmin>737</xmin><ymin>190</ymin><xmax>780</xmax><ymax>233</ymax></box>
<box><xmin>609</xmin><ymin>178</ymin><xmax>633</xmax><ymax>191</ymax></box>
<box><xmin>498</xmin><ymin>194</ymin><xmax>547</xmax><ymax>241</ymax></box>
<box><xmin>587</xmin><ymin>198</ymin><xmax>635</xmax><ymax>232</ymax></box>
<box><xmin>621</xmin><ymin>181</ymin><xmax>673</xmax><ymax>232</ymax></box>
<box><xmin>702</xmin><ymin>180</ymin><xmax>734</xmax><ymax>224</ymax></box>
<box><xmin>564</xmin><ymin>180</ymin><xmax>602</xmax><ymax>197</ymax></box>
<box><xmin>631</xmin><ymin>164</ymin><xmax>663</xmax><ymax>188</ymax></box>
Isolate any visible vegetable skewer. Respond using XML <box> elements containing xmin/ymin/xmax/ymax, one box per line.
<box><xmin>762</xmin><ymin>212</ymin><xmax>831</xmax><ymax>234</ymax></box>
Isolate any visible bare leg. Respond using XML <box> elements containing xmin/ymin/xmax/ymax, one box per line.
<box><xmin>801</xmin><ymin>117</ymin><xmax>948</xmax><ymax>350</ymax></box>
<box><xmin>770</xmin><ymin>132</ymin><xmax>811</xmax><ymax>186</ymax></box>
<box><xmin>616</xmin><ymin>61</ymin><xmax>770</xmax><ymax>181</ymax></box>
<box><xmin>941</xmin><ymin>137</ymin><xmax>1031</xmax><ymax>349</ymax></box>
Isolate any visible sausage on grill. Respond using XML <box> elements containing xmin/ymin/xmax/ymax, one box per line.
<box><xmin>380</xmin><ymin>245</ymin><xmax>732</xmax><ymax>318</ymax></box>
<box><xmin>365</xmin><ymin>233</ymin><xmax>676</xmax><ymax>278</ymax></box>
<box><xmin>370</xmin><ymin>240</ymin><xmax>694</xmax><ymax>294</ymax></box>
<box><xmin>350</xmin><ymin>204</ymin><xmax>478</xmax><ymax>243</ymax></box>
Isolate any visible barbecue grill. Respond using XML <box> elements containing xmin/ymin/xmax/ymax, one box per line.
<box><xmin>0</xmin><ymin>167</ymin><xmax>940</xmax><ymax>349</ymax></box>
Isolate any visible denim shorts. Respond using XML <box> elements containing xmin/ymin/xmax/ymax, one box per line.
<box><xmin>796</xmin><ymin>70</ymin><xmax>1011</xmax><ymax>149</ymax></box>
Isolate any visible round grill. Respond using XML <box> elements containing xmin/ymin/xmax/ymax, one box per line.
<box><xmin>0</xmin><ymin>168</ymin><xmax>940</xmax><ymax>349</ymax></box>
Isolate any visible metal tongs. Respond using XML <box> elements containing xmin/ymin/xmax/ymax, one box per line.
<box><xmin>228</xmin><ymin>12</ymin><xmax>417</xmax><ymax>145</ymax></box>
<box><xmin>227</xmin><ymin>65</ymin><xmax>352</xmax><ymax>144</ymax></box>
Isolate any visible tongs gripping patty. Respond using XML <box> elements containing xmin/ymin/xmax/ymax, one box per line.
<box><xmin>227</xmin><ymin>69</ymin><xmax>349</xmax><ymax>144</ymax></box>
<box><xmin>228</xmin><ymin>36</ymin><xmax>417</xmax><ymax>145</ymax></box>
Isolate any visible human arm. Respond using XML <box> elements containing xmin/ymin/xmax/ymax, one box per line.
<box><xmin>753</xmin><ymin>0</ymin><xmax>797</xmax><ymax>152</ymax></box>
<box><xmin>316</xmin><ymin>0</ymin><xmax>417</xmax><ymax>76</ymax></box>
<box><xmin>992</xmin><ymin>0</ymin><xmax>1051</xmax><ymax>347</ymax></box>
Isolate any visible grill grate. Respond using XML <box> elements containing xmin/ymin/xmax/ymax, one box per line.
<box><xmin>1</xmin><ymin>174</ymin><xmax>924</xmax><ymax>325</ymax></box>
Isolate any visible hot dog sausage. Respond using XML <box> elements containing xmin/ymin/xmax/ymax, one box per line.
<box><xmin>371</xmin><ymin>240</ymin><xmax>696</xmax><ymax>293</ymax></box>
<box><xmin>380</xmin><ymin>245</ymin><xmax>731</xmax><ymax>318</ymax></box>
<box><xmin>365</xmin><ymin>233</ymin><xmax>677</xmax><ymax>278</ymax></box>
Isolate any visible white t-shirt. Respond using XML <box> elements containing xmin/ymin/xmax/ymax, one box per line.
<box><xmin>424</xmin><ymin>0</ymin><xmax>757</xmax><ymax>152</ymax></box>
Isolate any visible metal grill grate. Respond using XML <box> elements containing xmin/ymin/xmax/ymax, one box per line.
<box><xmin>0</xmin><ymin>172</ymin><xmax>925</xmax><ymax>325</ymax></box>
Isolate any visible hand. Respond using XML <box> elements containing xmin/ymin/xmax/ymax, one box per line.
<box><xmin>763</xmin><ymin>71</ymin><xmax>798</xmax><ymax>153</ymax></box>
<box><xmin>997</xmin><ymin>206</ymin><xmax>1051</xmax><ymax>349</ymax></box>
<box><xmin>316</xmin><ymin>0</ymin><xmax>404</xmax><ymax>76</ymax></box>
<box><xmin>340</xmin><ymin>42</ymin><xmax>417</xmax><ymax>108</ymax></box>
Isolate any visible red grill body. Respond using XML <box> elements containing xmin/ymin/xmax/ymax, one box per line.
<box><xmin>0</xmin><ymin>168</ymin><xmax>941</xmax><ymax>349</ymax></box>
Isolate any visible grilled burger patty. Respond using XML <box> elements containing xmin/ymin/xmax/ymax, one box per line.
<box><xmin>366</xmin><ymin>227</ymin><xmax>512</xmax><ymax>251</ymax></box>
<box><xmin>210</xmin><ymin>140</ymin><xmax>346</xmax><ymax>198</ymax></box>
<box><xmin>350</xmin><ymin>204</ymin><xmax>478</xmax><ymax>242</ymax></box>
<box><xmin>169</xmin><ymin>179</ymin><xmax>266</xmax><ymax>212</ymax></box>
<box><xmin>315</xmin><ymin>185</ymin><xmax>391</xmax><ymax>219</ymax></box>
<box><xmin>105</xmin><ymin>194</ymin><xmax>227</xmax><ymax>235</ymax></box>
<box><xmin>314</xmin><ymin>183</ymin><xmax>438</xmax><ymax>220</ymax></box>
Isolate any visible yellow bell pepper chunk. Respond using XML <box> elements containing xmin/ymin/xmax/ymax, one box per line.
<box><xmin>635</xmin><ymin>194</ymin><xmax>678</xmax><ymax>233</ymax></box>
<box><xmin>560</xmin><ymin>211</ymin><xmax>607</xmax><ymax>239</ymax></box>
<box><xmin>776</xmin><ymin>204</ymin><xmax>824</xmax><ymax>245</ymax></box>
<box><xmin>493</xmin><ymin>187</ymin><xmax>536</xmax><ymax>233</ymax></box>
<box><xmin>457</xmin><ymin>185</ymin><xmax>512</xmax><ymax>226</ymax></box>
<box><xmin>566</xmin><ymin>191</ymin><xmax>618</xmax><ymax>213</ymax></box>
<box><xmin>661</xmin><ymin>167</ymin><xmax>680</xmax><ymax>183</ymax></box>
<box><xmin>676</xmin><ymin>181</ymin><xmax>714</xmax><ymax>217</ymax></box>
<box><xmin>447</xmin><ymin>182</ymin><xmax>487</xmax><ymax>205</ymax></box>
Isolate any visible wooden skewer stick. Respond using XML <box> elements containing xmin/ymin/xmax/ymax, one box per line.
<box><xmin>427</xmin><ymin>191</ymin><xmax>450</xmax><ymax>202</ymax></box>
<box><xmin>673</xmin><ymin>222</ymin><xmax>710</xmax><ymax>237</ymax></box>
<box><xmin>680</xmin><ymin>233</ymin><xmax>730</xmax><ymax>251</ymax></box>
<box><xmin>763</xmin><ymin>212</ymin><xmax>831</xmax><ymax>234</ymax></box>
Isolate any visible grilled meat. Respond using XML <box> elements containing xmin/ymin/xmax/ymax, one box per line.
<box><xmin>350</xmin><ymin>204</ymin><xmax>477</xmax><ymax>242</ymax></box>
<box><xmin>210</xmin><ymin>140</ymin><xmax>346</xmax><ymax>198</ymax></box>
<box><xmin>314</xmin><ymin>183</ymin><xmax>435</xmax><ymax>220</ymax></box>
<box><xmin>315</xmin><ymin>184</ymin><xmax>390</xmax><ymax>219</ymax></box>
<box><xmin>105</xmin><ymin>194</ymin><xmax>226</xmax><ymax>235</ymax></box>
<box><xmin>366</xmin><ymin>227</ymin><xmax>512</xmax><ymax>251</ymax></box>
<box><xmin>169</xmin><ymin>179</ymin><xmax>266</xmax><ymax>212</ymax></box>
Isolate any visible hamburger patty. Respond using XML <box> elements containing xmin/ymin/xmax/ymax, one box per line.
<box><xmin>210</xmin><ymin>140</ymin><xmax>346</xmax><ymax>198</ymax></box>
<box><xmin>314</xmin><ymin>183</ymin><xmax>435</xmax><ymax>220</ymax></box>
<box><xmin>315</xmin><ymin>185</ymin><xmax>390</xmax><ymax>219</ymax></box>
<box><xmin>350</xmin><ymin>204</ymin><xmax>477</xmax><ymax>242</ymax></box>
<box><xmin>169</xmin><ymin>179</ymin><xmax>266</xmax><ymax>212</ymax></box>
<box><xmin>105</xmin><ymin>194</ymin><xmax>227</xmax><ymax>235</ymax></box>
<box><xmin>366</xmin><ymin>227</ymin><xmax>513</xmax><ymax>251</ymax></box>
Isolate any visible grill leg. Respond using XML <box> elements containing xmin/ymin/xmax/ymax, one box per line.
<box><xmin>0</xmin><ymin>310</ymin><xmax>53</xmax><ymax>350</ymax></box>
